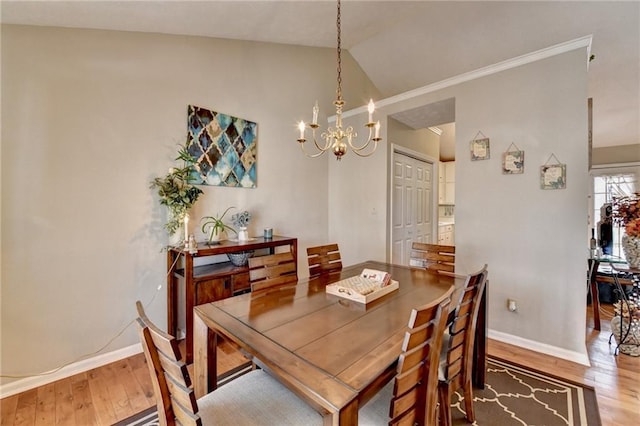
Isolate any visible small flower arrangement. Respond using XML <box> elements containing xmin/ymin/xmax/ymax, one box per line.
<box><xmin>613</xmin><ymin>192</ymin><xmax>640</xmax><ymax>238</ymax></box>
<box><xmin>231</xmin><ymin>210</ymin><xmax>251</xmax><ymax>229</ymax></box>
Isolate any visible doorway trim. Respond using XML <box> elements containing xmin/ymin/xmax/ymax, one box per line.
<box><xmin>388</xmin><ymin>143</ymin><xmax>439</xmax><ymax>263</ymax></box>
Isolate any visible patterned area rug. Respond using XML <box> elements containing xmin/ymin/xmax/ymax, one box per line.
<box><xmin>451</xmin><ymin>358</ymin><xmax>600</xmax><ymax>425</ymax></box>
<box><xmin>115</xmin><ymin>358</ymin><xmax>600</xmax><ymax>426</ymax></box>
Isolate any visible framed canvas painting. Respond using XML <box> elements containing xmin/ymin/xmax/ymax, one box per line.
<box><xmin>186</xmin><ymin>105</ymin><xmax>257</xmax><ymax>188</ymax></box>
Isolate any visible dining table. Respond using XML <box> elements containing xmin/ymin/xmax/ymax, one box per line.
<box><xmin>193</xmin><ymin>260</ymin><xmax>487</xmax><ymax>426</ymax></box>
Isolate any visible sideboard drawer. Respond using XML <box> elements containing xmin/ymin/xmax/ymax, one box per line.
<box><xmin>233</xmin><ymin>272</ymin><xmax>250</xmax><ymax>295</ymax></box>
<box><xmin>195</xmin><ymin>277</ymin><xmax>233</xmax><ymax>305</ymax></box>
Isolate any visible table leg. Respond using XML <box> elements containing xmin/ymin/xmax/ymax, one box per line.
<box><xmin>185</xmin><ymin>255</ymin><xmax>194</xmax><ymax>363</ymax></box>
<box><xmin>472</xmin><ymin>282</ymin><xmax>488</xmax><ymax>389</ymax></box>
<box><xmin>589</xmin><ymin>259</ymin><xmax>601</xmax><ymax>331</ymax></box>
<box><xmin>167</xmin><ymin>249</ymin><xmax>179</xmax><ymax>336</ymax></box>
<box><xmin>194</xmin><ymin>311</ymin><xmax>217</xmax><ymax>398</ymax></box>
<box><xmin>334</xmin><ymin>399</ymin><xmax>358</xmax><ymax>426</ymax></box>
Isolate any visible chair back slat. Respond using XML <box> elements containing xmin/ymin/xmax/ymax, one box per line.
<box><xmin>386</xmin><ymin>286</ymin><xmax>453</xmax><ymax>426</ymax></box>
<box><xmin>171</xmin><ymin>399</ymin><xmax>200</xmax><ymax>426</ymax></box>
<box><xmin>157</xmin><ymin>351</ymin><xmax>191</xmax><ymax>388</ymax></box>
<box><xmin>394</xmin><ymin>363</ymin><xmax>423</xmax><ymax>396</ymax></box>
<box><xmin>164</xmin><ymin>373</ymin><xmax>198</xmax><ymax>414</ymax></box>
<box><xmin>249</xmin><ymin>252</ymin><xmax>298</xmax><ymax>293</ymax></box>
<box><xmin>307</xmin><ymin>243</ymin><xmax>343</xmax><ymax>278</ymax></box>
<box><xmin>136</xmin><ymin>301</ymin><xmax>202</xmax><ymax>426</ymax></box>
<box><xmin>409</xmin><ymin>243</ymin><xmax>455</xmax><ymax>272</ymax></box>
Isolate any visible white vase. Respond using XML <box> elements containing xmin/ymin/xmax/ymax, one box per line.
<box><xmin>208</xmin><ymin>227</ymin><xmax>222</xmax><ymax>244</ymax></box>
<box><xmin>169</xmin><ymin>229</ymin><xmax>184</xmax><ymax>247</ymax></box>
<box><xmin>238</xmin><ymin>227</ymin><xmax>249</xmax><ymax>241</ymax></box>
<box><xmin>622</xmin><ymin>234</ymin><xmax>640</xmax><ymax>268</ymax></box>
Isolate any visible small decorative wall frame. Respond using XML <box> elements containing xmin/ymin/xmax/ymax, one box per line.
<box><xmin>540</xmin><ymin>153</ymin><xmax>566</xmax><ymax>190</ymax></box>
<box><xmin>186</xmin><ymin>105</ymin><xmax>257</xmax><ymax>188</ymax></box>
<box><xmin>502</xmin><ymin>142</ymin><xmax>524</xmax><ymax>174</ymax></box>
<box><xmin>470</xmin><ymin>131</ymin><xmax>490</xmax><ymax>161</ymax></box>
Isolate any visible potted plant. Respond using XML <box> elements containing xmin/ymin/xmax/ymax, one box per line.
<box><xmin>201</xmin><ymin>206</ymin><xmax>237</xmax><ymax>243</ymax></box>
<box><xmin>613</xmin><ymin>192</ymin><xmax>640</xmax><ymax>268</ymax></box>
<box><xmin>150</xmin><ymin>143</ymin><xmax>203</xmax><ymax>236</ymax></box>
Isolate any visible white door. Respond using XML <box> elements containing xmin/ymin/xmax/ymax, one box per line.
<box><xmin>391</xmin><ymin>151</ymin><xmax>434</xmax><ymax>265</ymax></box>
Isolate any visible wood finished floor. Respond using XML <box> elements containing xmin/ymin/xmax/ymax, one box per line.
<box><xmin>2</xmin><ymin>306</ymin><xmax>638</xmax><ymax>425</ymax></box>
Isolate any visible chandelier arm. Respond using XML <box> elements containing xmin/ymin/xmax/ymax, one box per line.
<box><xmin>349</xmin><ymin>139</ymin><xmax>379</xmax><ymax>157</ymax></box>
<box><xmin>346</xmin><ymin>125</ymin><xmax>373</xmax><ymax>152</ymax></box>
<box><xmin>299</xmin><ymin>142</ymin><xmax>332</xmax><ymax>158</ymax></box>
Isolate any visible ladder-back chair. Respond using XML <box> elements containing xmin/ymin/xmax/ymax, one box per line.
<box><xmin>307</xmin><ymin>243</ymin><xmax>343</xmax><ymax>278</ymax></box>
<box><xmin>135</xmin><ymin>301</ymin><xmax>321</xmax><ymax>426</ymax></box>
<box><xmin>437</xmin><ymin>264</ymin><xmax>488</xmax><ymax>426</ymax></box>
<box><xmin>248</xmin><ymin>251</ymin><xmax>298</xmax><ymax>294</ymax></box>
<box><xmin>358</xmin><ymin>286</ymin><xmax>454</xmax><ymax>425</ymax></box>
<box><xmin>409</xmin><ymin>242</ymin><xmax>456</xmax><ymax>273</ymax></box>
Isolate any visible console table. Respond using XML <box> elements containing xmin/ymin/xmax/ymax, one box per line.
<box><xmin>588</xmin><ymin>255</ymin><xmax>628</xmax><ymax>330</ymax></box>
<box><xmin>167</xmin><ymin>236</ymin><xmax>297</xmax><ymax>363</ymax></box>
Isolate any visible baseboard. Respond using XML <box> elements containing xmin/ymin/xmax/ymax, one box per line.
<box><xmin>489</xmin><ymin>329</ymin><xmax>591</xmax><ymax>367</ymax></box>
<box><xmin>0</xmin><ymin>330</ymin><xmax>592</xmax><ymax>398</ymax></box>
<box><xmin>0</xmin><ymin>343</ymin><xmax>143</xmax><ymax>399</ymax></box>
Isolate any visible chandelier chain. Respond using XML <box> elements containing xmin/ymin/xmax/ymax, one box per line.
<box><xmin>336</xmin><ymin>0</ymin><xmax>342</xmax><ymax>102</ymax></box>
<box><xmin>296</xmin><ymin>0</ymin><xmax>381</xmax><ymax>160</ymax></box>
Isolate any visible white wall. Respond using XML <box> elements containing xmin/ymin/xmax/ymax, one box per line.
<box><xmin>0</xmin><ymin>25</ymin><xmax>377</xmax><ymax>387</ymax></box>
<box><xmin>453</xmin><ymin>50</ymin><xmax>589</xmax><ymax>357</ymax></box>
<box><xmin>387</xmin><ymin>118</ymin><xmax>440</xmax><ymax>160</ymax></box>
<box><xmin>333</xmin><ymin>46</ymin><xmax>590</xmax><ymax>362</ymax></box>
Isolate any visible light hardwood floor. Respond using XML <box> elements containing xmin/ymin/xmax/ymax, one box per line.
<box><xmin>2</xmin><ymin>307</ymin><xmax>638</xmax><ymax>425</ymax></box>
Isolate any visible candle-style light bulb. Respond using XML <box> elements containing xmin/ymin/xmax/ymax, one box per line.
<box><xmin>184</xmin><ymin>214</ymin><xmax>189</xmax><ymax>242</ymax></box>
<box><xmin>367</xmin><ymin>99</ymin><xmax>375</xmax><ymax>123</ymax></box>
<box><xmin>298</xmin><ymin>121</ymin><xmax>306</xmax><ymax>139</ymax></box>
<box><xmin>312</xmin><ymin>101</ymin><xmax>319</xmax><ymax>125</ymax></box>
<box><xmin>374</xmin><ymin>121</ymin><xmax>381</xmax><ymax>139</ymax></box>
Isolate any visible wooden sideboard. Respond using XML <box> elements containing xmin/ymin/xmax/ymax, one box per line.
<box><xmin>167</xmin><ymin>236</ymin><xmax>297</xmax><ymax>363</ymax></box>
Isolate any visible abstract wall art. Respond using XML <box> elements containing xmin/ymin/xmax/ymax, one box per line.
<box><xmin>186</xmin><ymin>105</ymin><xmax>257</xmax><ymax>188</ymax></box>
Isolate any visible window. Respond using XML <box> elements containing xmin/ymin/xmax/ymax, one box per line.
<box><xmin>590</xmin><ymin>165</ymin><xmax>639</xmax><ymax>257</ymax></box>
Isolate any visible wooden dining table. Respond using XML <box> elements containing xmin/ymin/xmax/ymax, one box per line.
<box><xmin>193</xmin><ymin>260</ymin><xmax>487</xmax><ymax>426</ymax></box>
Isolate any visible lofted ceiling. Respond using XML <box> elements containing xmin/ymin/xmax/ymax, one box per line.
<box><xmin>2</xmin><ymin>0</ymin><xmax>639</xmax><ymax>152</ymax></box>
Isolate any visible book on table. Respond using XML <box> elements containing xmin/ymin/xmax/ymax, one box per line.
<box><xmin>326</xmin><ymin>268</ymin><xmax>399</xmax><ymax>304</ymax></box>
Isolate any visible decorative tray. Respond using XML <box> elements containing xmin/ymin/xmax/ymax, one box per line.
<box><xmin>326</xmin><ymin>269</ymin><xmax>399</xmax><ymax>304</ymax></box>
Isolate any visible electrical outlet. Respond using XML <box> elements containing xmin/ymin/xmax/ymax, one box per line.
<box><xmin>507</xmin><ymin>299</ymin><xmax>518</xmax><ymax>312</ymax></box>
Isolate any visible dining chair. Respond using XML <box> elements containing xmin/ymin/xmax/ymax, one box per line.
<box><xmin>306</xmin><ymin>243</ymin><xmax>343</xmax><ymax>278</ymax></box>
<box><xmin>248</xmin><ymin>251</ymin><xmax>298</xmax><ymax>294</ymax></box>
<box><xmin>437</xmin><ymin>264</ymin><xmax>488</xmax><ymax>426</ymax></box>
<box><xmin>135</xmin><ymin>301</ymin><xmax>322</xmax><ymax>426</ymax></box>
<box><xmin>409</xmin><ymin>242</ymin><xmax>456</xmax><ymax>273</ymax></box>
<box><xmin>358</xmin><ymin>286</ymin><xmax>454</xmax><ymax>426</ymax></box>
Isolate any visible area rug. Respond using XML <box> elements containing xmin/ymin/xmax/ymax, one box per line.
<box><xmin>450</xmin><ymin>358</ymin><xmax>601</xmax><ymax>425</ymax></box>
<box><xmin>115</xmin><ymin>357</ymin><xmax>600</xmax><ymax>426</ymax></box>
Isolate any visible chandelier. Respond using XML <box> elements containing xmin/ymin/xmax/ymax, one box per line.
<box><xmin>296</xmin><ymin>0</ymin><xmax>381</xmax><ymax>160</ymax></box>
